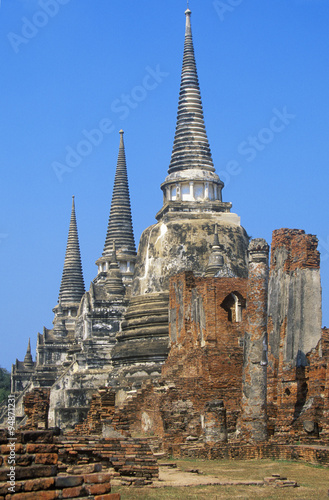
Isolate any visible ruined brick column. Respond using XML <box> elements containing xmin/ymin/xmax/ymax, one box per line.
<box><xmin>239</xmin><ymin>238</ymin><xmax>269</xmax><ymax>442</ymax></box>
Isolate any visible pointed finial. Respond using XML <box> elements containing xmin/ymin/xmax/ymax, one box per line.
<box><xmin>185</xmin><ymin>0</ymin><xmax>191</xmax><ymax>16</ymax></box>
<box><xmin>24</xmin><ymin>338</ymin><xmax>33</xmax><ymax>367</ymax></box>
<box><xmin>119</xmin><ymin>129</ymin><xmax>124</xmax><ymax>146</ymax></box>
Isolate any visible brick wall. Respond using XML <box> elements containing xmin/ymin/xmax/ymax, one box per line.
<box><xmin>95</xmin><ymin>272</ymin><xmax>249</xmax><ymax>449</ymax></box>
<box><xmin>267</xmin><ymin>229</ymin><xmax>327</xmax><ymax>443</ymax></box>
<box><xmin>270</xmin><ymin>228</ymin><xmax>320</xmax><ymax>273</ymax></box>
<box><xmin>0</xmin><ymin>429</ymin><xmax>120</xmax><ymax>499</ymax></box>
<box><xmin>174</xmin><ymin>441</ymin><xmax>329</xmax><ymax>466</ymax></box>
<box><xmin>73</xmin><ymin>387</ymin><xmax>116</xmax><ymax>436</ymax></box>
<box><xmin>23</xmin><ymin>389</ymin><xmax>50</xmax><ymax>430</ymax></box>
<box><xmin>57</xmin><ymin>436</ymin><xmax>158</xmax><ymax>483</ymax></box>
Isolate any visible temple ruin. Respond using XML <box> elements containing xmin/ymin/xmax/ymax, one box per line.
<box><xmin>2</xmin><ymin>7</ymin><xmax>328</xmax><ymax>474</ymax></box>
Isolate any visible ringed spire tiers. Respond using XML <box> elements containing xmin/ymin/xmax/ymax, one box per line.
<box><xmin>58</xmin><ymin>196</ymin><xmax>85</xmax><ymax>304</ymax></box>
<box><xmin>96</xmin><ymin>131</ymin><xmax>136</xmax><ymax>283</ymax></box>
<box><xmin>168</xmin><ymin>7</ymin><xmax>215</xmax><ymax>174</ymax></box>
<box><xmin>157</xmin><ymin>8</ymin><xmax>228</xmax><ymax>221</ymax></box>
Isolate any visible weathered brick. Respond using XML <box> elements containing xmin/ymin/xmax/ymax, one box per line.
<box><xmin>0</xmin><ymin>481</ymin><xmax>23</xmax><ymax>495</ymax></box>
<box><xmin>14</xmin><ymin>455</ymin><xmax>33</xmax><ymax>467</ymax></box>
<box><xmin>0</xmin><ymin>465</ymin><xmax>57</xmax><ymax>482</ymax></box>
<box><xmin>22</xmin><ymin>389</ymin><xmax>50</xmax><ymax>431</ymax></box>
<box><xmin>26</xmin><ymin>444</ymin><xmax>57</xmax><ymax>454</ymax></box>
<box><xmin>34</xmin><ymin>454</ymin><xmax>58</xmax><ymax>465</ymax></box>
<box><xmin>20</xmin><ymin>431</ymin><xmax>54</xmax><ymax>444</ymax></box>
<box><xmin>66</xmin><ymin>463</ymin><xmax>102</xmax><ymax>475</ymax></box>
<box><xmin>61</xmin><ymin>485</ymin><xmax>86</xmax><ymax>498</ymax></box>
<box><xmin>0</xmin><ymin>445</ymin><xmax>24</xmax><ymax>455</ymax></box>
<box><xmin>55</xmin><ymin>476</ymin><xmax>83</xmax><ymax>488</ymax></box>
<box><xmin>0</xmin><ymin>431</ymin><xmax>7</xmax><ymax>445</ymax></box>
<box><xmin>5</xmin><ymin>491</ymin><xmax>59</xmax><ymax>500</ymax></box>
<box><xmin>83</xmin><ymin>473</ymin><xmax>112</xmax><ymax>484</ymax></box>
<box><xmin>85</xmin><ymin>482</ymin><xmax>112</xmax><ymax>495</ymax></box>
<box><xmin>22</xmin><ymin>477</ymin><xmax>55</xmax><ymax>492</ymax></box>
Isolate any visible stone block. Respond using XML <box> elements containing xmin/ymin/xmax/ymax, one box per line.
<box><xmin>66</xmin><ymin>463</ymin><xmax>102</xmax><ymax>475</ymax></box>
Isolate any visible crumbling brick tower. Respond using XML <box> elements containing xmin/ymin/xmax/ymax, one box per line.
<box><xmin>267</xmin><ymin>229</ymin><xmax>325</xmax><ymax>441</ymax></box>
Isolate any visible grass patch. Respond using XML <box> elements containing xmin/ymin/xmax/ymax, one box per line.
<box><xmin>111</xmin><ymin>458</ymin><xmax>329</xmax><ymax>500</ymax></box>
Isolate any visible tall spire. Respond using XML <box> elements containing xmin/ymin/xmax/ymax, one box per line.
<box><xmin>168</xmin><ymin>7</ymin><xmax>215</xmax><ymax>174</ymax></box>
<box><xmin>58</xmin><ymin>196</ymin><xmax>85</xmax><ymax>304</ymax></box>
<box><xmin>103</xmin><ymin>130</ymin><xmax>136</xmax><ymax>257</ymax></box>
<box><xmin>157</xmin><ymin>7</ymin><xmax>226</xmax><ymax>222</ymax></box>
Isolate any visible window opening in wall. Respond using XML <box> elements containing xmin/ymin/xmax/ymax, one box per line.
<box><xmin>194</xmin><ymin>183</ymin><xmax>204</xmax><ymax>200</ymax></box>
<box><xmin>181</xmin><ymin>183</ymin><xmax>190</xmax><ymax>201</ymax></box>
<box><xmin>220</xmin><ymin>292</ymin><xmax>246</xmax><ymax>322</ymax></box>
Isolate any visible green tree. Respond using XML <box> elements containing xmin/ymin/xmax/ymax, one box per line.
<box><xmin>0</xmin><ymin>367</ymin><xmax>11</xmax><ymax>404</ymax></box>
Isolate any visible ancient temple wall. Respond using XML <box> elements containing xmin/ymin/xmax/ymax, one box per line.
<box><xmin>267</xmin><ymin>229</ymin><xmax>327</xmax><ymax>442</ymax></box>
<box><xmin>48</xmin><ymin>361</ymin><xmax>109</xmax><ymax>430</ymax></box>
<box><xmin>268</xmin><ymin>228</ymin><xmax>321</xmax><ymax>367</ymax></box>
<box><xmin>131</xmin><ymin>218</ymin><xmax>249</xmax><ymax>297</ymax></box>
<box><xmin>109</xmin><ymin>272</ymin><xmax>248</xmax><ymax>446</ymax></box>
<box><xmin>163</xmin><ymin>271</ymin><xmax>247</xmax><ymax>439</ymax></box>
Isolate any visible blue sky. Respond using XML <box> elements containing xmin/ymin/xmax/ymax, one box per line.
<box><xmin>0</xmin><ymin>0</ymin><xmax>329</xmax><ymax>370</ymax></box>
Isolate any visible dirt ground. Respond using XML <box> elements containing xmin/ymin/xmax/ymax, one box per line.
<box><xmin>150</xmin><ymin>464</ymin><xmax>265</xmax><ymax>487</ymax></box>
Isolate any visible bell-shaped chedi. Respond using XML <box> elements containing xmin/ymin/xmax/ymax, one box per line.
<box><xmin>112</xmin><ymin>7</ymin><xmax>249</xmax><ymax>388</ymax></box>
